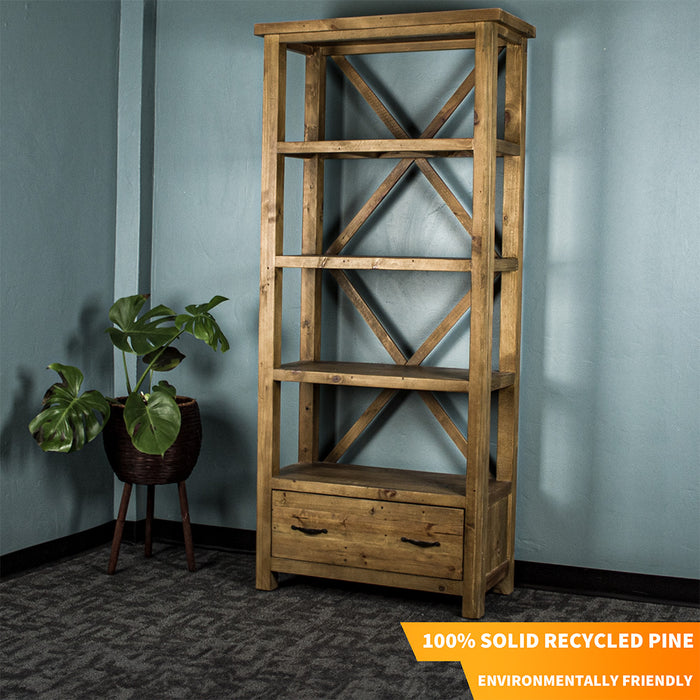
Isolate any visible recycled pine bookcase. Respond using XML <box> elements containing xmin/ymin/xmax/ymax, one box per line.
<box><xmin>254</xmin><ymin>9</ymin><xmax>535</xmax><ymax>618</ymax></box>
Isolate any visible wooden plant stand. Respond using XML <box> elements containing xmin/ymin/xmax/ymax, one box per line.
<box><xmin>254</xmin><ymin>9</ymin><xmax>534</xmax><ymax>618</ymax></box>
<box><xmin>107</xmin><ymin>481</ymin><xmax>196</xmax><ymax>574</ymax></box>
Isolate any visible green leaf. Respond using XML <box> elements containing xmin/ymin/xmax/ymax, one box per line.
<box><xmin>106</xmin><ymin>295</ymin><xmax>178</xmax><ymax>355</ymax></box>
<box><xmin>28</xmin><ymin>363</ymin><xmax>110</xmax><ymax>453</ymax></box>
<box><xmin>174</xmin><ymin>295</ymin><xmax>230</xmax><ymax>352</ymax></box>
<box><xmin>142</xmin><ymin>346</ymin><xmax>186</xmax><ymax>372</ymax></box>
<box><xmin>124</xmin><ymin>388</ymin><xmax>181</xmax><ymax>456</ymax></box>
<box><xmin>108</xmin><ymin>294</ymin><xmax>148</xmax><ymax>331</ymax></box>
<box><xmin>153</xmin><ymin>380</ymin><xmax>177</xmax><ymax>397</ymax></box>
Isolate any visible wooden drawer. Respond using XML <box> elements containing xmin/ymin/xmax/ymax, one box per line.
<box><xmin>271</xmin><ymin>490</ymin><xmax>464</xmax><ymax>580</ymax></box>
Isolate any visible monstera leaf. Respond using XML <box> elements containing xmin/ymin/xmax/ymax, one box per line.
<box><xmin>28</xmin><ymin>363</ymin><xmax>110</xmax><ymax>453</ymax></box>
<box><xmin>106</xmin><ymin>294</ymin><xmax>179</xmax><ymax>356</ymax></box>
<box><xmin>29</xmin><ymin>294</ymin><xmax>229</xmax><ymax>458</ymax></box>
<box><xmin>142</xmin><ymin>346</ymin><xmax>186</xmax><ymax>372</ymax></box>
<box><xmin>123</xmin><ymin>382</ymin><xmax>181</xmax><ymax>456</ymax></box>
<box><xmin>175</xmin><ymin>295</ymin><xmax>230</xmax><ymax>352</ymax></box>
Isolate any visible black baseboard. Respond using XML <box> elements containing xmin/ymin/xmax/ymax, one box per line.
<box><xmin>0</xmin><ymin>521</ymin><xmax>115</xmax><ymax>578</ymax></box>
<box><xmin>2</xmin><ymin>521</ymin><xmax>698</xmax><ymax>608</ymax></box>
<box><xmin>514</xmin><ymin>560</ymin><xmax>700</xmax><ymax>607</ymax></box>
<box><xmin>143</xmin><ymin>518</ymin><xmax>256</xmax><ymax>554</ymax></box>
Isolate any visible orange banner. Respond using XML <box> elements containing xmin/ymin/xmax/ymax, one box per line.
<box><xmin>401</xmin><ymin>622</ymin><xmax>700</xmax><ymax>699</ymax></box>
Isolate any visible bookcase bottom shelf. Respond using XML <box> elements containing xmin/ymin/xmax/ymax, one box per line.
<box><xmin>267</xmin><ymin>462</ymin><xmax>512</xmax><ymax>600</ymax></box>
<box><xmin>271</xmin><ymin>461</ymin><xmax>511</xmax><ymax>507</ymax></box>
<box><xmin>269</xmin><ymin>556</ymin><xmax>465</xmax><ymax>596</ymax></box>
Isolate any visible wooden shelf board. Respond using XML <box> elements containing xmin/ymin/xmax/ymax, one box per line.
<box><xmin>290</xmin><ymin>36</ymin><xmax>520</xmax><ymax>57</ymax></box>
<box><xmin>324</xmin><ymin>38</ymin><xmax>481</xmax><ymax>56</ymax></box>
<box><xmin>273</xmin><ymin>361</ymin><xmax>515</xmax><ymax>392</ymax></box>
<box><xmin>272</xmin><ymin>462</ymin><xmax>511</xmax><ymax>508</ymax></box>
<box><xmin>276</xmin><ymin>255</ymin><xmax>518</xmax><ymax>272</ymax></box>
<box><xmin>269</xmin><ymin>555</ymin><xmax>464</xmax><ymax>595</ymax></box>
<box><xmin>277</xmin><ymin>138</ymin><xmax>519</xmax><ymax>158</ymax></box>
<box><xmin>254</xmin><ymin>9</ymin><xmax>536</xmax><ymax>42</ymax></box>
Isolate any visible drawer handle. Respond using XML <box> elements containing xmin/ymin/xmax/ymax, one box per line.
<box><xmin>291</xmin><ymin>525</ymin><xmax>328</xmax><ymax>536</ymax></box>
<box><xmin>401</xmin><ymin>536</ymin><xmax>440</xmax><ymax>548</ymax></box>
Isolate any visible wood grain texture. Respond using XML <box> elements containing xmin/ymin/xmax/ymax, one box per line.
<box><xmin>254</xmin><ymin>9</ymin><xmax>535</xmax><ymax>40</ymax></box>
<box><xmin>494</xmin><ymin>37</ymin><xmax>528</xmax><ymax>596</ymax></box>
<box><xmin>268</xmin><ymin>556</ymin><xmax>464</xmax><ymax>595</ymax></box>
<box><xmin>255</xmin><ymin>9</ymin><xmax>533</xmax><ymax>618</ymax></box>
<box><xmin>277</xmin><ymin>138</ymin><xmax>519</xmax><ymax>158</ymax></box>
<box><xmin>324</xmin><ymin>61</ymin><xmax>477</xmax><ymax>256</ymax></box>
<box><xmin>274</xmin><ymin>361</ymin><xmax>515</xmax><ymax>392</ymax></box>
<box><xmin>276</xmin><ymin>255</ymin><xmax>517</xmax><ymax>272</ymax></box>
<box><xmin>256</xmin><ymin>34</ymin><xmax>286</xmax><ymax>591</ymax></box>
<box><xmin>272</xmin><ymin>462</ymin><xmax>511</xmax><ymax>508</ymax></box>
<box><xmin>271</xmin><ymin>491</ymin><xmax>464</xmax><ymax>580</ymax></box>
<box><xmin>298</xmin><ymin>50</ymin><xmax>326</xmax><ymax>463</ymax></box>
<box><xmin>462</xmin><ymin>21</ymin><xmax>499</xmax><ymax>619</ymax></box>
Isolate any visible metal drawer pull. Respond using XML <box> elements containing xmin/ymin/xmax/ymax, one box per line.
<box><xmin>401</xmin><ymin>537</ymin><xmax>440</xmax><ymax>548</ymax></box>
<box><xmin>291</xmin><ymin>525</ymin><xmax>328</xmax><ymax>536</ymax></box>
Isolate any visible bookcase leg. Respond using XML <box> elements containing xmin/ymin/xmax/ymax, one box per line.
<box><xmin>494</xmin><ymin>571</ymin><xmax>515</xmax><ymax>596</ymax></box>
<box><xmin>493</xmin><ymin>38</ymin><xmax>528</xmax><ymax>599</ymax></box>
<box><xmin>256</xmin><ymin>32</ymin><xmax>285</xmax><ymax>593</ymax></box>
<box><xmin>462</xmin><ymin>589</ymin><xmax>486</xmax><ymax>620</ymax></box>
<box><xmin>256</xmin><ymin>560</ymin><xmax>279</xmax><ymax>591</ymax></box>
<box><xmin>461</xmin><ymin>20</ymin><xmax>499</xmax><ymax>621</ymax></box>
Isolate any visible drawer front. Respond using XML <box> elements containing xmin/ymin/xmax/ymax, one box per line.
<box><xmin>271</xmin><ymin>491</ymin><xmax>464</xmax><ymax>580</ymax></box>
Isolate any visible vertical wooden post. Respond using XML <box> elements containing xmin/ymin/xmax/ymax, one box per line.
<box><xmin>298</xmin><ymin>50</ymin><xmax>326</xmax><ymax>463</ymax></box>
<box><xmin>256</xmin><ymin>34</ymin><xmax>286</xmax><ymax>590</ymax></box>
<box><xmin>494</xmin><ymin>37</ymin><xmax>528</xmax><ymax>595</ymax></box>
<box><xmin>463</xmin><ymin>21</ymin><xmax>498</xmax><ymax>619</ymax></box>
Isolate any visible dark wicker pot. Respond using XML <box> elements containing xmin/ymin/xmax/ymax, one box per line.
<box><xmin>102</xmin><ymin>396</ymin><xmax>202</xmax><ymax>485</ymax></box>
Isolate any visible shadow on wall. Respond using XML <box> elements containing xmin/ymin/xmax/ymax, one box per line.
<box><xmin>0</xmin><ymin>297</ymin><xmax>115</xmax><ymax>550</ymax></box>
<box><xmin>196</xmin><ymin>405</ymin><xmax>256</xmax><ymax>525</ymax></box>
<box><xmin>148</xmin><ymin>403</ymin><xmax>256</xmax><ymax>528</ymax></box>
<box><xmin>2</xmin><ymin>297</ymin><xmax>111</xmax><ymax>461</ymax></box>
<box><xmin>1</xmin><ymin>368</ymin><xmax>38</xmax><ymax>470</ymax></box>
<box><xmin>517</xmin><ymin>3</ymin><xmax>610</xmax><ymax>565</ymax></box>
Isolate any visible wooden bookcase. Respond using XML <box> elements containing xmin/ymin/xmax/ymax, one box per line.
<box><xmin>254</xmin><ymin>9</ymin><xmax>535</xmax><ymax>618</ymax></box>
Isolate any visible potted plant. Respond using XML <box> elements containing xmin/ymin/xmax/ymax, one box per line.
<box><xmin>28</xmin><ymin>293</ymin><xmax>229</xmax><ymax>476</ymax></box>
<box><xmin>28</xmin><ymin>293</ymin><xmax>229</xmax><ymax>573</ymax></box>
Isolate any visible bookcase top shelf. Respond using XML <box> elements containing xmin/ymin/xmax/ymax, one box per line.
<box><xmin>254</xmin><ymin>9</ymin><xmax>536</xmax><ymax>51</ymax></box>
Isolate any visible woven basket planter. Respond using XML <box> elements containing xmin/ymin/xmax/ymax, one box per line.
<box><xmin>102</xmin><ymin>396</ymin><xmax>202</xmax><ymax>485</ymax></box>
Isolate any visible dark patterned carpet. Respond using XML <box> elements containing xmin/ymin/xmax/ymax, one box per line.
<box><xmin>1</xmin><ymin>543</ymin><xmax>698</xmax><ymax>699</ymax></box>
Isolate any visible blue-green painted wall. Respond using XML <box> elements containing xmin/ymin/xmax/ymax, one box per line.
<box><xmin>149</xmin><ymin>0</ymin><xmax>699</xmax><ymax>579</ymax></box>
<box><xmin>2</xmin><ymin>0</ymin><xmax>698</xmax><ymax>582</ymax></box>
<box><xmin>0</xmin><ymin>0</ymin><xmax>121</xmax><ymax>553</ymax></box>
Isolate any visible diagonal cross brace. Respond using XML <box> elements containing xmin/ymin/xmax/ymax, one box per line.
<box><xmin>325</xmin><ymin>55</ymin><xmax>478</xmax><ymax>256</ymax></box>
<box><xmin>322</xmin><ymin>55</ymin><xmax>484</xmax><ymax>462</ymax></box>
<box><xmin>325</xmin><ymin>269</ymin><xmax>471</xmax><ymax>462</ymax></box>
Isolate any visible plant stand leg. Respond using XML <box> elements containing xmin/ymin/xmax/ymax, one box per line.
<box><xmin>108</xmin><ymin>482</ymin><xmax>132</xmax><ymax>575</ymax></box>
<box><xmin>178</xmin><ymin>481</ymin><xmax>196</xmax><ymax>572</ymax></box>
<box><xmin>145</xmin><ymin>484</ymin><xmax>155</xmax><ymax>558</ymax></box>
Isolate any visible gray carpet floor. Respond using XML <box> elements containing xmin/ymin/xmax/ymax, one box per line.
<box><xmin>1</xmin><ymin>543</ymin><xmax>698</xmax><ymax>699</ymax></box>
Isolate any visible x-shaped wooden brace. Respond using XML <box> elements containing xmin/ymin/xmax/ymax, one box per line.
<box><xmin>321</xmin><ymin>54</ymin><xmax>495</xmax><ymax>463</ymax></box>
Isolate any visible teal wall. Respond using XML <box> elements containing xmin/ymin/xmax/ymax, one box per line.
<box><xmin>2</xmin><ymin>0</ymin><xmax>698</xmax><ymax>582</ymax></box>
<box><xmin>149</xmin><ymin>0</ymin><xmax>700</xmax><ymax>579</ymax></box>
<box><xmin>0</xmin><ymin>0</ymin><xmax>120</xmax><ymax>553</ymax></box>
